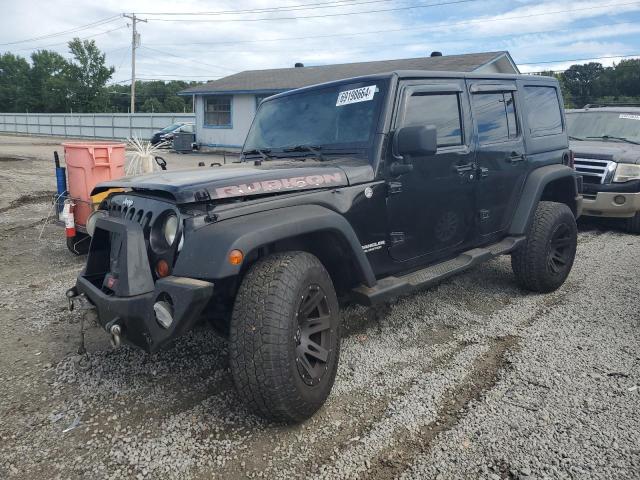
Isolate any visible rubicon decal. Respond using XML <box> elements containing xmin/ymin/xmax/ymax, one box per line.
<box><xmin>214</xmin><ymin>172</ymin><xmax>346</xmax><ymax>198</ymax></box>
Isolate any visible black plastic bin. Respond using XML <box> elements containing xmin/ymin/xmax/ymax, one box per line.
<box><xmin>173</xmin><ymin>132</ymin><xmax>196</xmax><ymax>153</ymax></box>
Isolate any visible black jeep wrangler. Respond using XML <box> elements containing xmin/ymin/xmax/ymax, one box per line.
<box><xmin>68</xmin><ymin>71</ymin><xmax>581</xmax><ymax>423</ymax></box>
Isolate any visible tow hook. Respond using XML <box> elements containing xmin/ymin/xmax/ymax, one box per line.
<box><xmin>66</xmin><ymin>287</ymin><xmax>79</xmax><ymax>311</ymax></box>
<box><xmin>106</xmin><ymin>319</ymin><xmax>123</xmax><ymax>348</ymax></box>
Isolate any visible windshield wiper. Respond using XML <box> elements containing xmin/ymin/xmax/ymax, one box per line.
<box><xmin>242</xmin><ymin>148</ymin><xmax>273</xmax><ymax>160</ymax></box>
<box><xmin>585</xmin><ymin>135</ymin><xmax>640</xmax><ymax>145</ymax></box>
<box><xmin>569</xmin><ymin>135</ymin><xmax>585</xmax><ymax>141</ymax></box>
<box><xmin>283</xmin><ymin>144</ymin><xmax>325</xmax><ymax>160</ymax></box>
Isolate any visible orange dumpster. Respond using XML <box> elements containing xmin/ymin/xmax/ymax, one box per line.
<box><xmin>63</xmin><ymin>142</ymin><xmax>125</xmax><ymax>226</ymax></box>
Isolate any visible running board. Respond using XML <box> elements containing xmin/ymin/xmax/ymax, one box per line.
<box><xmin>351</xmin><ymin>236</ymin><xmax>525</xmax><ymax>306</ymax></box>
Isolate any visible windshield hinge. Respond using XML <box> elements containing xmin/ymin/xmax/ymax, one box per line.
<box><xmin>388</xmin><ymin>181</ymin><xmax>403</xmax><ymax>195</ymax></box>
<box><xmin>194</xmin><ymin>190</ymin><xmax>211</xmax><ymax>202</ymax></box>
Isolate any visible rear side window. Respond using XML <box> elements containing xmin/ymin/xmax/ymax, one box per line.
<box><xmin>403</xmin><ymin>93</ymin><xmax>463</xmax><ymax>147</ymax></box>
<box><xmin>472</xmin><ymin>92</ymin><xmax>518</xmax><ymax>144</ymax></box>
<box><xmin>524</xmin><ymin>86</ymin><xmax>563</xmax><ymax>137</ymax></box>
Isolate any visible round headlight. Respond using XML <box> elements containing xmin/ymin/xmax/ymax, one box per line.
<box><xmin>86</xmin><ymin>210</ymin><xmax>108</xmax><ymax>237</ymax></box>
<box><xmin>163</xmin><ymin>214</ymin><xmax>179</xmax><ymax>245</ymax></box>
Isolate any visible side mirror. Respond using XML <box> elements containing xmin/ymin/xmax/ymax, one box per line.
<box><xmin>395</xmin><ymin>125</ymin><xmax>438</xmax><ymax>157</ymax></box>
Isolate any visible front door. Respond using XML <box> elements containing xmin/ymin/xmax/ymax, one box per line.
<box><xmin>387</xmin><ymin>80</ymin><xmax>477</xmax><ymax>263</ymax></box>
<box><xmin>468</xmin><ymin>81</ymin><xmax>527</xmax><ymax>237</ymax></box>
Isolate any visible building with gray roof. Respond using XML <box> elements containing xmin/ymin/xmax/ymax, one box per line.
<box><xmin>179</xmin><ymin>51</ymin><xmax>519</xmax><ymax>149</ymax></box>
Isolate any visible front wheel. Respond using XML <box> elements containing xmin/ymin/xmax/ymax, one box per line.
<box><xmin>511</xmin><ymin>201</ymin><xmax>577</xmax><ymax>293</ymax></box>
<box><xmin>229</xmin><ymin>252</ymin><xmax>340</xmax><ymax>423</ymax></box>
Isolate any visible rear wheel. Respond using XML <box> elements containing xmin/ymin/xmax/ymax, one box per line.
<box><xmin>511</xmin><ymin>201</ymin><xmax>577</xmax><ymax>293</ymax></box>
<box><xmin>229</xmin><ymin>252</ymin><xmax>340</xmax><ymax>423</ymax></box>
<box><xmin>625</xmin><ymin>212</ymin><xmax>640</xmax><ymax>234</ymax></box>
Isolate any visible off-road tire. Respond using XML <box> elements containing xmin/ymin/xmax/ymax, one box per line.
<box><xmin>511</xmin><ymin>201</ymin><xmax>577</xmax><ymax>293</ymax></box>
<box><xmin>625</xmin><ymin>212</ymin><xmax>640</xmax><ymax>234</ymax></box>
<box><xmin>66</xmin><ymin>233</ymin><xmax>90</xmax><ymax>255</ymax></box>
<box><xmin>229</xmin><ymin>252</ymin><xmax>340</xmax><ymax>423</ymax></box>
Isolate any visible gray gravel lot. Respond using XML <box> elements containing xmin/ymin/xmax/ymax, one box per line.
<box><xmin>0</xmin><ymin>134</ymin><xmax>638</xmax><ymax>479</ymax></box>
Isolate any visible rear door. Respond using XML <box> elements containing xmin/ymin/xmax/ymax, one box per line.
<box><xmin>469</xmin><ymin>81</ymin><xmax>527</xmax><ymax>237</ymax></box>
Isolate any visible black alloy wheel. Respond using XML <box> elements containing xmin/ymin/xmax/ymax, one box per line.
<box><xmin>547</xmin><ymin>223</ymin><xmax>573</xmax><ymax>274</ymax></box>
<box><xmin>295</xmin><ymin>284</ymin><xmax>333</xmax><ymax>386</ymax></box>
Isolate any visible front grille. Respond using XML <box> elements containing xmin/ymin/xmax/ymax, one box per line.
<box><xmin>108</xmin><ymin>203</ymin><xmax>153</xmax><ymax>230</ymax></box>
<box><xmin>574</xmin><ymin>158</ymin><xmax>616</xmax><ymax>184</ymax></box>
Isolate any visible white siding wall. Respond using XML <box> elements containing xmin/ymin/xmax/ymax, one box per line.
<box><xmin>195</xmin><ymin>94</ymin><xmax>257</xmax><ymax>149</ymax></box>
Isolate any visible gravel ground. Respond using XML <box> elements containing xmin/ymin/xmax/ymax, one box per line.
<box><xmin>0</xmin><ymin>135</ymin><xmax>638</xmax><ymax>479</ymax></box>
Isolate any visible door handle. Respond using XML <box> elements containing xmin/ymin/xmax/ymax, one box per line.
<box><xmin>454</xmin><ymin>163</ymin><xmax>475</xmax><ymax>174</ymax></box>
<box><xmin>509</xmin><ymin>152</ymin><xmax>526</xmax><ymax>163</ymax></box>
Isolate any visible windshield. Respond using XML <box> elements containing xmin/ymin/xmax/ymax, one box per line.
<box><xmin>244</xmin><ymin>80</ymin><xmax>388</xmax><ymax>154</ymax></box>
<box><xmin>567</xmin><ymin>111</ymin><xmax>640</xmax><ymax>143</ymax></box>
<box><xmin>160</xmin><ymin>123</ymin><xmax>183</xmax><ymax>133</ymax></box>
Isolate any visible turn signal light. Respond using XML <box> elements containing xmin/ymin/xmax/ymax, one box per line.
<box><xmin>228</xmin><ymin>249</ymin><xmax>244</xmax><ymax>265</ymax></box>
<box><xmin>156</xmin><ymin>259</ymin><xmax>170</xmax><ymax>278</ymax></box>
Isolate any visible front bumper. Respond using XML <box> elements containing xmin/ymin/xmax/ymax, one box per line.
<box><xmin>72</xmin><ymin>215</ymin><xmax>214</xmax><ymax>352</ymax></box>
<box><xmin>74</xmin><ymin>275</ymin><xmax>213</xmax><ymax>352</ymax></box>
<box><xmin>582</xmin><ymin>191</ymin><xmax>640</xmax><ymax>218</ymax></box>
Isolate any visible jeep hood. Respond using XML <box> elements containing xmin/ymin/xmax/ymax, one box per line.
<box><xmin>94</xmin><ymin>160</ymin><xmax>373</xmax><ymax>203</ymax></box>
<box><xmin>570</xmin><ymin>140</ymin><xmax>640</xmax><ymax>165</ymax></box>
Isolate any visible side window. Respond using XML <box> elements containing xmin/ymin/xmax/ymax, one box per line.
<box><xmin>524</xmin><ymin>86</ymin><xmax>563</xmax><ymax>137</ymax></box>
<box><xmin>472</xmin><ymin>92</ymin><xmax>518</xmax><ymax>144</ymax></box>
<box><xmin>403</xmin><ymin>92</ymin><xmax>463</xmax><ymax>147</ymax></box>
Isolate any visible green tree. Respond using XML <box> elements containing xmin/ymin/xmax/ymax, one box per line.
<box><xmin>561</xmin><ymin>62</ymin><xmax>605</xmax><ymax>107</ymax></box>
<box><xmin>30</xmin><ymin>50</ymin><xmax>70</xmax><ymax>112</ymax></box>
<box><xmin>0</xmin><ymin>53</ymin><xmax>31</xmax><ymax>112</ymax></box>
<box><xmin>140</xmin><ymin>97</ymin><xmax>163</xmax><ymax>113</ymax></box>
<box><xmin>164</xmin><ymin>95</ymin><xmax>186</xmax><ymax>112</ymax></box>
<box><xmin>612</xmin><ymin>59</ymin><xmax>640</xmax><ymax>98</ymax></box>
<box><xmin>66</xmin><ymin>38</ymin><xmax>114</xmax><ymax>112</ymax></box>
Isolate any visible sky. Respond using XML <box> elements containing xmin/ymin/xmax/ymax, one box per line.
<box><xmin>1</xmin><ymin>0</ymin><xmax>640</xmax><ymax>84</ymax></box>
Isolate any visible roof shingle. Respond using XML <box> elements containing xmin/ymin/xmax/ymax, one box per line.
<box><xmin>181</xmin><ymin>51</ymin><xmax>509</xmax><ymax>95</ymax></box>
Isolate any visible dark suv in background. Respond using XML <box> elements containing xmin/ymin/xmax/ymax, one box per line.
<box><xmin>567</xmin><ymin>105</ymin><xmax>640</xmax><ymax>233</ymax></box>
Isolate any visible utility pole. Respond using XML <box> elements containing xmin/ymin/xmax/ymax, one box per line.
<box><xmin>122</xmin><ymin>13</ymin><xmax>147</xmax><ymax>114</ymax></box>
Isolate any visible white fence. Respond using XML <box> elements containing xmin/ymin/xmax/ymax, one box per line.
<box><xmin>0</xmin><ymin>113</ymin><xmax>195</xmax><ymax>140</ymax></box>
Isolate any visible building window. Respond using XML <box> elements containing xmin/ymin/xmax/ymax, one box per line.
<box><xmin>204</xmin><ymin>96</ymin><xmax>232</xmax><ymax>127</ymax></box>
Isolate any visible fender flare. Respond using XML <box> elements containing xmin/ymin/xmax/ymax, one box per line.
<box><xmin>173</xmin><ymin>204</ymin><xmax>377</xmax><ymax>287</ymax></box>
<box><xmin>509</xmin><ymin>164</ymin><xmax>579</xmax><ymax>235</ymax></box>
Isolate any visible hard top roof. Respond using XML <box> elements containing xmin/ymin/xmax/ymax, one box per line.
<box><xmin>264</xmin><ymin>70</ymin><xmax>557</xmax><ymax>101</ymax></box>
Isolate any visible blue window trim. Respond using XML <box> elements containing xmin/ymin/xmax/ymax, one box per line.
<box><xmin>203</xmin><ymin>95</ymin><xmax>233</xmax><ymax>129</ymax></box>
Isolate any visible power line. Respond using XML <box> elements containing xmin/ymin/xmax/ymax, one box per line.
<box><xmin>146</xmin><ymin>20</ymin><xmax>640</xmax><ymax>56</ymax></box>
<box><xmin>12</xmin><ymin>25</ymin><xmax>128</xmax><ymax>52</ymax></box>
<box><xmin>143</xmin><ymin>1</ymin><xmax>640</xmax><ymax>45</ymax></box>
<box><xmin>147</xmin><ymin>0</ymin><xmax>482</xmax><ymax>23</ymax></box>
<box><xmin>520</xmin><ymin>53</ymin><xmax>640</xmax><ymax>66</ymax></box>
<box><xmin>139</xmin><ymin>45</ymin><xmax>237</xmax><ymax>72</ymax></box>
<box><xmin>0</xmin><ymin>15</ymin><xmax>121</xmax><ymax>47</ymax></box>
<box><xmin>138</xmin><ymin>0</ymin><xmax>396</xmax><ymax>16</ymax></box>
